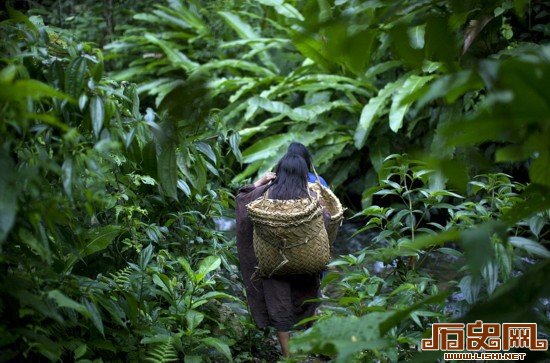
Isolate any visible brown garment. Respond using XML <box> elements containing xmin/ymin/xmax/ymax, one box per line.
<box><xmin>235</xmin><ymin>183</ymin><xmax>330</xmax><ymax>332</ymax></box>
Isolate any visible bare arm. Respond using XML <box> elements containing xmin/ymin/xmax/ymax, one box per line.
<box><xmin>253</xmin><ymin>172</ymin><xmax>276</xmax><ymax>188</ymax></box>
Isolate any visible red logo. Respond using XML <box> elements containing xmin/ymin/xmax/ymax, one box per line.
<box><xmin>421</xmin><ymin>320</ymin><xmax>548</xmax><ymax>352</ymax></box>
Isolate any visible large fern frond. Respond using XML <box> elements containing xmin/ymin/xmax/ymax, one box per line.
<box><xmin>145</xmin><ymin>341</ymin><xmax>178</xmax><ymax>363</ymax></box>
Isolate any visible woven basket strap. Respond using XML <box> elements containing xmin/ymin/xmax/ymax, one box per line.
<box><xmin>268</xmin><ymin>247</ymin><xmax>289</xmax><ymax>278</ymax></box>
<box><xmin>311</xmin><ymin>165</ymin><xmax>322</xmax><ymax>188</ymax></box>
<box><xmin>261</xmin><ymin>182</ymin><xmax>272</xmax><ymax>201</ymax></box>
<box><xmin>310</xmin><ymin>166</ymin><xmax>323</xmax><ymax>205</ymax></box>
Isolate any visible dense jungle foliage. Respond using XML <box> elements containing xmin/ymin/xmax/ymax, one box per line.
<box><xmin>1</xmin><ymin>0</ymin><xmax>549</xmax><ymax>361</ymax></box>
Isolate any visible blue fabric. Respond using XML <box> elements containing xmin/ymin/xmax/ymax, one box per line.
<box><xmin>308</xmin><ymin>172</ymin><xmax>328</xmax><ymax>187</ymax></box>
<box><xmin>308</xmin><ymin>171</ymin><xmax>329</xmax><ymax>281</ymax></box>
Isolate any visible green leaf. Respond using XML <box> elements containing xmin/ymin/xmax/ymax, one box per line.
<box><xmin>177</xmin><ymin>179</ymin><xmax>191</xmax><ymax>197</ymax></box>
<box><xmin>175</xmin><ymin>4</ymin><xmax>207</xmax><ymax>33</ymax></box>
<box><xmin>291</xmin><ymin>31</ymin><xmax>335</xmax><ymax>72</ymax></box>
<box><xmin>459</xmin><ymin>275</ymin><xmax>482</xmax><ymax>304</ymax></box>
<box><xmin>96</xmin><ymin>296</ymin><xmax>126</xmax><ymax>328</ymax></box>
<box><xmin>144</xmin><ymin>33</ymin><xmax>198</xmax><ymax>71</ymax></box>
<box><xmin>157</xmin><ymin>144</ymin><xmax>178</xmax><ymax>200</ymax></box>
<box><xmin>47</xmin><ymin>290</ymin><xmax>87</xmax><ymax>315</ymax></box>
<box><xmin>389</xmin><ymin>75</ymin><xmax>434</xmax><ymax>132</ymax></box>
<box><xmin>457</xmin><ymin>259</ymin><xmax>550</xmax><ymax>323</ymax></box>
<box><xmin>241</xmin><ymin>133</ymin><xmax>297</xmax><ymax>164</ymax></box>
<box><xmin>461</xmin><ymin>222</ymin><xmax>506</xmax><ymax>274</ymax></box>
<box><xmin>178</xmin><ymin>257</ymin><xmax>194</xmax><ymax>279</ymax></box>
<box><xmin>365</xmin><ymin>60</ymin><xmax>402</xmax><ymax>79</ymax></box>
<box><xmin>529</xmin><ymin>151</ymin><xmax>550</xmax><ymax>187</ymax></box>
<box><xmin>245</xmin><ymin>96</ymin><xmax>292</xmax><ymax>121</ymax></box>
<box><xmin>139</xmin><ymin>244</ymin><xmax>154</xmax><ymax>270</ymax></box>
<box><xmin>141</xmin><ymin>334</ymin><xmax>172</xmax><ymax>344</ymax></box>
<box><xmin>78</xmin><ymin>94</ymin><xmax>88</xmax><ymax>111</ymax></box>
<box><xmin>0</xmin><ymin>150</ymin><xmax>17</xmax><ymax>243</ymax></box>
<box><xmin>90</xmin><ymin>96</ymin><xmax>105</xmax><ymax>139</ymax></box>
<box><xmin>198</xmin><ymin>291</ymin><xmax>236</xmax><ymax>301</ymax></box>
<box><xmin>7</xmin><ymin>6</ymin><xmax>37</xmax><ymax>30</ymax></box>
<box><xmin>229</xmin><ymin>132</ymin><xmax>242</xmax><ymax>163</ymax></box>
<box><xmin>0</xmin><ymin>79</ymin><xmax>72</xmax><ymax>102</ymax></box>
<box><xmin>19</xmin><ymin>228</ymin><xmax>51</xmax><ymax>263</ymax></box>
<box><xmin>65</xmin><ymin>57</ymin><xmax>88</xmax><ymax>98</ymax></box>
<box><xmin>482</xmin><ymin>261</ymin><xmax>498</xmax><ymax>295</ymax></box>
<box><xmin>218</xmin><ymin>11</ymin><xmax>259</xmax><ymax>39</ymax></box>
<box><xmin>151</xmin><ymin>7</ymin><xmax>192</xmax><ymax>30</ymax></box>
<box><xmin>291</xmin><ymin>312</ymin><xmax>393</xmax><ymax>362</ymax></box>
<box><xmin>509</xmin><ymin>236</ymin><xmax>550</xmax><ymax>258</ymax></box>
<box><xmin>398</xmin><ymin>229</ymin><xmax>461</xmax><ymax>255</ymax></box>
<box><xmin>379</xmin><ymin>293</ymin><xmax>449</xmax><ymax>334</ymax></box>
<box><xmin>0</xmin><ymin>64</ymin><xmax>17</xmax><ymax>84</ymax></box>
<box><xmin>61</xmin><ymin>157</ymin><xmax>73</xmax><ymax>198</ymax></box>
<box><xmin>528</xmin><ymin>215</ymin><xmax>545</xmax><ymax>238</ymax></box>
<box><xmin>495</xmin><ymin>144</ymin><xmax>531</xmax><ymax>162</ymax></box>
<box><xmin>153</xmin><ymin>273</ymin><xmax>173</xmax><ymax>295</ymax></box>
<box><xmin>184</xmin><ymin>356</ymin><xmax>203</xmax><ymax>363</ymax></box>
<box><xmin>65</xmin><ymin>226</ymin><xmax>122</xmax><ymax>271</ymax></box>
<box><xmin>424</xmin><ymin>15</ymin><xmax>459</xmax><ymax>68</ymax></box>
<box><xmin>195</xmin><ymin>142</ymin><xmax>216</xmax><ymax>163</ymax></box>
<box><xmin>502</xmin><ymin>184</ymin><xmax>550</xmax><ymax>224</ymax></box>
<box><xmin>354</xmin><ymin>78</ymin><xmax>406</xmax><ymax>149</ymax></box>
<box><xmin>187</xmin><ymin>154</ymin><xmax>207</xmax><ymax>192</ymax></box>
<box><xmin>415</xmin><ymin>70</ymin><xmax>483</xmax><ymax>107</ymax></box>
<box><xmin>232</xmin><ymin>160</ymin><xmax>262</xmax><ymax>183</ymax></box>
<box><xmin>123</xmin><ymin>292</ymin><xmax>138</xmax><ymax>326</ymax></box>
<box><xmin>84</xmin><ymin>299</ymin><xmax>105</xmax><ymax>336</ymax></box>
<box><xmin>81</xmin><ymin>226</ymin><xmax>122</xmax><ymax>257</ymax></box>
<box><xmin>74</xmin><ymin>344</ymin><xmax>87</xmax><ymax>360</ymax></box>
<box><xmin>438</xmin><ymin>247</ymin><xmax>463</xmax><ymax>258</ymax></box>
<box><xmin>145</xmin><ymin>341</ymin><xmax>178</xmax><ymax>362</ymax></box>
<box><xmin>91</xmin><ymin>51</ymin><xmax>104</xmax><ymax>82</ymax></box>
<box><xmin>195</xmin><ymin>59</ymin><xmax>275</xmax><ymax>77</ymax></box>
<box><xmin>185</xmin><ymin>310</ymin><xmax>204</xmax><ymax>331</ymax></box>
<box><xmin>407</xmin><ymin>25</ymin><xmax>425</xmax><ymax>49</ymax></box>
<box><xmin>248</xmin><ymin>95</ymin><xmax>351</xmax><ymax>122</ymax></box>
<box><xmin>153</xmin><ymin>79</ymin><xmax>186</xmax><ymax>107</ymax></box>
<box><xmin>200</xmin><ymin>337</ymin><xmax>232</xmax><ymax>362</ymax></box>
<box><xmin>195</xmin><ymin>256</ymin><xmax>221</xmax><ymax>282</ymax></box>
<box><xmin>256</xmin><ymin>0</ymin><xmax>304</xmax><ymax>21</ymax></box>
<box><xmin>389</xmin><ymin>24</ymin><xmax>424</xmax><ymax>69</ymax></box>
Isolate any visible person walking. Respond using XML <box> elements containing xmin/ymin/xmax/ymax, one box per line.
<box><xmin>235</xmin><ymin>153</ymin><xmax>330</xmax><ymax>357</ymax></box>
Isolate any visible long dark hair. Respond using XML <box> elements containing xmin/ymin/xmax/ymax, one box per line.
<box><xmin>287</xmin><ymin>142</ymin><xmax>313</xmax><ymax>171</ymax></box>
<box><xmin>267</xmin><ymin>153</ymin><xmax>309</xmax><ymax>200</ymax></box>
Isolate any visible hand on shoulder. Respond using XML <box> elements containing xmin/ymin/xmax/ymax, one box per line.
<box><xmin>253</xmin><ymin>172</ymin><xmax>276</xmax><ymax>187</ymax></box>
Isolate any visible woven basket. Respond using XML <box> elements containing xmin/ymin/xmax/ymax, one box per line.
<box><xmin>247</xmin><ymin>194</ymin><xmax>330</xmax><ymax>277</ymax></box>
<box><xmin>308</xmin><ymin>183</ymin><xmax>344</xmax><ymax>243</ymax></box>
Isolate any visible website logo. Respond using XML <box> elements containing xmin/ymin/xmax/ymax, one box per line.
<box><xmin>421</xmin><ymin>320</ymin><xmax>548</xmax><ymax>361</ymax></box>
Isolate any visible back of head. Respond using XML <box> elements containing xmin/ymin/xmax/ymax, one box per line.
<box><xmin>269</xmin><ymin>153</ymin><xmax>309</xmax><ymax>200</ymax></box>
<box><xmin>287</xmin><ymin>142</ymin><xmax>312</xmax><ymax>171</ymax></box>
